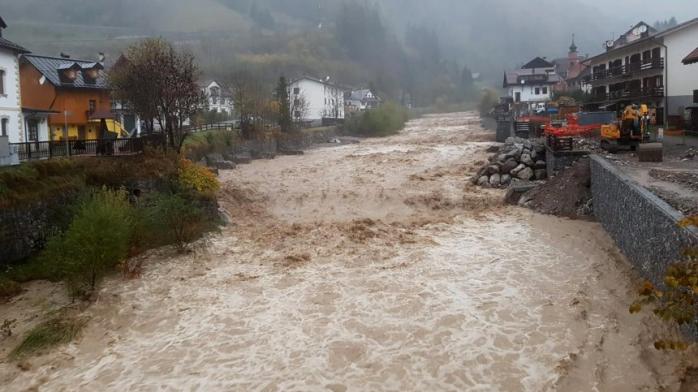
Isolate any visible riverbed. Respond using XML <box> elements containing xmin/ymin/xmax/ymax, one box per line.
<box><xmin>0</xmin><ymin>112</ymin><xmax>693</xmax><ymax>391</ymax></box>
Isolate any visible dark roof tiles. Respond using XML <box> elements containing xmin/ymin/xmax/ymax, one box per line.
<box><xmin>22</xmin><ymin>54</ymin><xmax>108</xmax><ymax>89</ymax></box>
<box><xmin>0</xmin><ymin>36</ymin><xmax>29</xmax><ymax>54</ymax></box>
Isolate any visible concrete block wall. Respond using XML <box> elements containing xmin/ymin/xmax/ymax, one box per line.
<box><xmin>590</xmin><ymin>155</ymin><xmax>698</xmax><ymax>285</ymax></box>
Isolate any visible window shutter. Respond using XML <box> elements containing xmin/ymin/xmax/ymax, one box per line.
<box><xmin>693</xmin><ymin>90</ymin><xmax>698</xmax><ymax>104</ymax></box>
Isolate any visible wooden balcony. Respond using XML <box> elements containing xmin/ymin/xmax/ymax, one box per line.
<box><xmin>585</xmin><ymin>58</ymin><xmax>664</xmax><ymax>84</ymax></box>
<box><xmin>588</xmin><ymin>86</ymin><xmax>665</xmax><ymax>103</ymax></box>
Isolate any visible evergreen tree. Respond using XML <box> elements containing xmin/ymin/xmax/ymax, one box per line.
<box><xmin>276</xmin><ymin>76</ymin><xmax>292</xmax><ymax>132</ymax></box>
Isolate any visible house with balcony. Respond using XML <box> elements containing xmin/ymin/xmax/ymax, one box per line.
<box><xmin>0</xmin><ymin>17</ymin><xmax>30</xmax><ymax>144</ymax></box>
<box><xmin>19</xmin><ymin>54</ymin><xmax>127</xmax><ymax>141</ymax></box>
<box><xmin>583</xmin><ymin>19</ymin><xmax>698</xmax><ymax>127</ymax></box>
<box><xmin>503</xmin><ymin>57</ymin><xmax>561</xmax><ymax>111</ymax></box>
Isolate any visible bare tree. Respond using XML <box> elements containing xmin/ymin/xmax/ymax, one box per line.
<box><xmin>109</xmin><ymin>38</ymin><xmax>206</xmax><ymax>152</ymax></box>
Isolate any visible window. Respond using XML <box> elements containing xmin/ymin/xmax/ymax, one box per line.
<box><xmin>293</xmin><ymin>87</ymin><xmax>300</xmax><ymax>95</ymax></box>
<box><xmin>535</xmin><ymin>87</ymin><xmax>540</xmax><ymax>95</ymax></box>
<box><xmin>294</xmin><ymin>99</ymin><xmax>300</xmax><ymax>106</ymax></box>
<box><xmin>28</xmin><ymin>120</ymin><xmax>39</xmax><ymax>141</ymax></box>
<box><xmin>1</xmin><ymin>118</ymin><xmax>8</xmax><ymax>137</ymax></box>
<box><xmin>0</xmin><ymin>70</ymin><xmax>4</xmax><ymax>95</ymax></box>
<box><xmin>88</xmin><ymin>100</ymin><xmax>96</xmax><ymax>113</ymax></box>
<box><xmin>542</xmin><ymin>87</ymin><xmax>548</xmax><ymax>95</ymax></box>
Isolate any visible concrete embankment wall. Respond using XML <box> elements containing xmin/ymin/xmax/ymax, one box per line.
<box><xmin>590</xmin><ymin>155</ymin><xmax>698</xmax><ymax>285</ymax></box>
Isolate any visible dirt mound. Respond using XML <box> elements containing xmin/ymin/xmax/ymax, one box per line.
<box><xmin>520</xmin><ymin>158</ymin><xmax>593</xmax><ymax>219</ymax></box>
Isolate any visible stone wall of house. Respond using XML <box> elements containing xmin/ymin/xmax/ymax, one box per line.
<box><xmin>590</xmin><ymin>155</ymin><xmax>698</xmax><ymax>285</ymax></box>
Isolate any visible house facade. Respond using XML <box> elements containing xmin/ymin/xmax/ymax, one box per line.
<box><xmin>289</xmin><ymin>77</ymin><xmax>345</xmax><ymax>125</ymax></box>
<box><xmin>20</xmin><ymin>54</ymin><xmax>126</xmax><ymax>141</ymax></box>
<box><xmin>201</xmin><ymin>80</ymin><xmax>234</xmax><ymax>115</ymax></box>
<box><xmin>345</xmin><ymin>89</ymin><xmax>380</xmax><ymax>113</ymax></box>
<box><xmin>503</xmin><ymin>57</ymin><xmax>561</xmax><ymax>110</ymax></box>
<box><xmin>0</xmin><ymin>17</ymin><xmax>29</xmax><ymax>145</ymax></box>
<box><xmin>584</xmin><ymin>19</ymin><xmax>698</xmax><ymax>127</ymax></box>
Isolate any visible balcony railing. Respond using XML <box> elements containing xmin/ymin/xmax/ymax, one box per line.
<box><xmin>590</xmin><ymin>86</ymin><xmax>665</xmax><ymax>103</ymax></box>
<box><xmin>586</xmin><ymin>58</ymin><xmax>664</xmax><ymax>83</ymax></box>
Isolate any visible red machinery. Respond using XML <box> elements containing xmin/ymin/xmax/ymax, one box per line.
<box><xmin>543</xmin><ymin>114</ymin><xmax>603</xmax><ymax>151</ymax></box>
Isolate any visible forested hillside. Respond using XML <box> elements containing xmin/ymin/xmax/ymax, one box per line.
<box><xmin>0</xmin><ymin>0</ymin><xmax>631</xmax><ymax>106</ymax></box>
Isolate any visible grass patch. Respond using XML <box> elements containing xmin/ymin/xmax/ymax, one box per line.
<box><xmin>10</xmin><ymin>313</ymin><xmax>86</xmax><ymax>359</ymax></box>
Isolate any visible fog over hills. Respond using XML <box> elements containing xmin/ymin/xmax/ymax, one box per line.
<box><xmin>0</xmin><ymin>0</ymin><xmax>690</xmax><ymax>94</ymax></box>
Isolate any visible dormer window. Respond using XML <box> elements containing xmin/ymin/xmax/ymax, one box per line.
<box><xmin>80</xmin><ymin>63</ymin><xmax>104</xmax><ymax>84</ymax></box>
<box><xmin>58</xmin><ymin>63</ymin><xmax>81</xmax><ymax>84</ymax></box>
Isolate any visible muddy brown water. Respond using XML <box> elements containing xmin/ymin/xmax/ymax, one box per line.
<box><xmin>1</xmin><ymin>112</ymin><xmax>695</xmax><ymax>391</ymax></box>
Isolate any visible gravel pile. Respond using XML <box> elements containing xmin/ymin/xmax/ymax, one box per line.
<box><xmin>471</xmin><ymin>137</ymin><xmax>547</xmax><ymax>188</ymax></box>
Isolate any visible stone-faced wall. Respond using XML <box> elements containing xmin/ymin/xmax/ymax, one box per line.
<box><xmin>590</xmin><ymin>155</ymin><xmax>698</xmax><ymax>285</ymax></box>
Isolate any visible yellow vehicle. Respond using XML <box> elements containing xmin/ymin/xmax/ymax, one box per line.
<box><xmin>600</xmin><ymin>104</ymin><xmax>651</xmax><ymax>152</ymax></box>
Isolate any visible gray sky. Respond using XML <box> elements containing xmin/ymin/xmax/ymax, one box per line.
<box><xmin>578</xmin><ymin>0</ymin><xmax>695</xmax><ymax>23</ymax></box>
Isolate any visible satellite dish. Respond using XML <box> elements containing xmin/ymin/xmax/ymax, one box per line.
<box><xmin>605</xmin><ymin>40</ymin><xmax>615</xmax><ymax>49</ymax></box>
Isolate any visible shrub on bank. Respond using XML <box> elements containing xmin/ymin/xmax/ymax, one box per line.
<box><xmin>178</xmin><ymin>159</ymin><xmax>220</xmax><ymax>196</ymax></box>
<box><xmin>40</xmin><ymin>188</ymin><xmax>134</xmax><ymax>299</ymax></box>
<box><xmin>143</xmin><ymin>193</ymin><xmax>214</xmax><ymax>252</ymax></box>
<box><xmin>10</xmin><ymin>312</ymin><xmax>86</xmax><ymax>359</ymax></box>
<box><xmin>343</xmin><ymin>102</ymin><xmax>409</xmax><ymax>137</ymax></box>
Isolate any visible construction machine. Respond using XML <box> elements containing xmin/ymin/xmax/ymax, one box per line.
<box><xmin>600</xmin><ymin>104</ymin><xmax>652</xmax><ymax>152</ymax></box>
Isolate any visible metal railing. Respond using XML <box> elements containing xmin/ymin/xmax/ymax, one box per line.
<box><xmin>9</xmin><ymin>135</ymin><xmax>165</xmax><ymax>163</ymax></box>
<box><xmin>590</xmin><ymin>86</ymin><xmax>665</xmax><ymax>103</ymax></box>
<box><xmin>586</xmin><ymin>58</ymin><xmax>664</xmax><ymax>83</ymax></box>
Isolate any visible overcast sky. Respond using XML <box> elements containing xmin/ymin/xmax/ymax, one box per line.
<box><xmin>578</xmin><ymin>0</ymin><xmax>695</xmax><ymax>23</ymax></box>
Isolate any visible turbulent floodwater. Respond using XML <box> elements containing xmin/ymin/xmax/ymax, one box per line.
<box><xmin>1</xmin><ymin>112</ymin><xmax>693</xmax><ymax>391</ymax></box>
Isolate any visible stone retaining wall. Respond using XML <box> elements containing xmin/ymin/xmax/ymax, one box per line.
<box><xmin>590</xmin><ymin>155</ymin><xmax>698</xmax><ymax>285</ymax></box>
<box><xmin>546</xmin><ymin>148</ymin><xmax>590</xmax><ymax>178</ymax></box>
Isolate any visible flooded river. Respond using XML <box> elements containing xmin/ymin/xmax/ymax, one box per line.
<box><xmin>1</xmin><ymin>112</ymin><xmax>693</xmax><ymax>391</ymax></box>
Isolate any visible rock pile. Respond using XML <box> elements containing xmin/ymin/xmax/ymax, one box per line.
<box><xmin>471</xmin><ymin>137</ymin><xmax>547</xmax><ymax>188</ymax></box>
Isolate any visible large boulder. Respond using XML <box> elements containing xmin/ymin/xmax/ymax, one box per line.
<box><xmin>511</xmin><ymin>163</ymin><xmax>527</xmax><ymax>175</ymax></box>
<box><xmin>500</xmin><ymin>159</ymin><xmax>519</xmax><ymax>174</ymax></box>
<box><xmin>486</xmin><ymin>165</ymin><xmax>500</xmax><ymax>175</ymax></box>
<box><xmin>489</xmin><ymin>173</ymin><xmax>501</xmax><ymax>187</ymax></box>
<box><xmin>521</xmin><ymin>153</ymin><xmax>534</xmax><ymax>167</ymax></box>
<box><xmin>216</xmin><ymin>160</ymin><xmax>237</xmax><ymax>170</ymax></box>
<box><xmin>501</xmin><ymin>174</ymin><xmax>512</xmax><ymax>186</ymax></box>
<box><xmin>535</xmin><ymin>160</ymin><xmax>547</xmax><ymax>169</ymax></box>
<box><xmin>477</xmin><ymin>176</ymin><xmax>490</xmax><ymax>187</ymax></box>
<box><xmin>205</xmin><ymin>153</ymin><xmax>224</xmax><ymax>166</ymax></box>
<box><xmin>516</xmin><ymin>167</ymin><xmax>534</xmax><ymax>180</ymax></box>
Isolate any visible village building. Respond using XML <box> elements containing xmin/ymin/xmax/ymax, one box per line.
<box><xmin>552</xmin><ymin>36</ymin><xmax>590</xmax><ymax>93</ymax></box>
<box><xmin>682</xmin><ymin>45</ymin><xmax>698</xmax><ymax>133</ymax></box>
<box><xmin>503</xmin><ymin>57</ymin><xmax>561</xmax><ymax>111</ymax></box>
<box><xmin>19</xmin><ymin>53</ymin><xmax>126</xmax><ymax>141</ymax></box>
<box><xmin>584</xmin><ymin>19</ymin><xmax>698</xmax><ymax>127</ymax></box>
<box><xmin>289</xmin><ymin>76</ymin><xmax>345</xmax><ymax>125</ymax></box>
<box><xmin>0</xmin><ymin>16</ymin><xmax>30</xmax><ymax>145</ymax></box>
<box><xmin>201</xmin><ymin>80</ymin><xmax>234</xmax><ymax>115</ymax></box>
<box><xmin>344</xmin><ymin>89</ymin><xmax>380</xmax><ymax>113</ymax></box>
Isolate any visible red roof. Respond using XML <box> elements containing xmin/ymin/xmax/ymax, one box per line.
<box><xmin>683</xmin><ymin>47</ymin><xmax>698</xmax><ymax>65</ymax></box>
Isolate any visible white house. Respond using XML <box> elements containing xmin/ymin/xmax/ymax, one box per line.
<box><xmin>503</xmin><ymin>57</ymin><xmax>561</xmax><ymax>111</ymax></box>
<box><xmin>345</xmin><ymin>89</ymin><xmax>380</xmax><ymax>113</ymax></box>
<box><xmin>201</xmin><ymin>80</ymin><xmax>234</xmax><ymax>115</ymax></box>
<box><xmin>0</xmin><ymin>16</ymin><xmax>31</xmax><ymax>165</ymax></box>
<box><xmin>584</xmin><ymin>19</ymin><xmax>698</xmax><ymax>127</ymax></box>
<box><xmin>289</xmin><ymin>76</ymin><xmax>345</xmax><ymax>125</ymax></box>
<box><xmin>0</xmin><ymin>17</ymin><xmax>29</xmax><ymax>144</ymax></box>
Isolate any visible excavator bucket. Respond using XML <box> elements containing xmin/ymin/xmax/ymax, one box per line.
<box><xmin>638</xmin><ymin>143</ymin><xmax>663</xmax><ymax>162</ymax></box>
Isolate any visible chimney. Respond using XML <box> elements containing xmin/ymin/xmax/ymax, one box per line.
<box><xmin>60</xmin><ymin>52</ymin><xmax>71</xmax><ymax>59</ymax></box>
<box><xmin>98</xmin><ymin>52</ymin><xmax>105</xmax><ymax>63</ymax></box>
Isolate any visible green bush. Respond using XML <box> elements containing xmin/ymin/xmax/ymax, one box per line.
<box><xmin>344</xmin><ymin>103</ymin><xmax>409</xmax><ymax>137</ymax></box>
<box><xmin>0</xmin><ymin>277</ymin><xmax>22</xmax><ymax>300</ymax></box>
<box><xmin>40</xmin><ymin>188</ymin><xmax>134</xmax><ymax>298</ymax></box>
<box><xmin>479</xmin><ymin>89</ymin><xmax>499</xmax><ymax>117</ymax></box>
<box><xmin>144</xmin><ymin>193</ymin><xmax>213</xmax><ymax>252</ymax></box>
